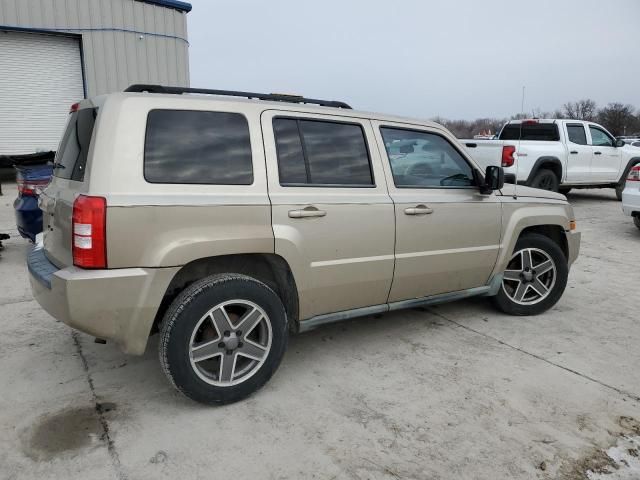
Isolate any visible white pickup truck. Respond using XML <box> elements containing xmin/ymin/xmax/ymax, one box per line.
<box><xmin>462</xmin><ymin>119</ymin><xmax>640</xmax><ymax>199</ymax></box>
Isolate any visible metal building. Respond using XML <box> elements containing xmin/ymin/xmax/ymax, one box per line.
<box><xmin>0</xmin><ymin>0</ymin><xmax>191</xmax><ymax>155</ymax></box>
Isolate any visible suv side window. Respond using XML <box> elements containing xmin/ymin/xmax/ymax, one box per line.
<box><xmin>589</xmin><ymin>126</ymin><xmax>614</xmax><ymax>147</ymax></box>
<box><xmin>380</xmin><ymin>127</ymin><xmax>475</xmax><ymax>188</ymax></box>
<box><xmin>144</xmin><ymin>109</ymin><xmax>253</xmax><ymax>185</ymax></box>
<box><xmin>273</xmin><ymin>118</ymin><xmax>374</xmax><ymax>186</ymax></box>
<box><xmin>566</xmin><ymin>124</ymin><xmax>587</xmax><ymax>145</ymax></box>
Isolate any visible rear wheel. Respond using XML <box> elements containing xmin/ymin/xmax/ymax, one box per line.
<box><xmin>559</xmin><ymin>187</ymin><xmax>572</xmax><ymax>195</ymax></box>
<box><xmin>159</xmin><ymin>274</ymin><xmax>288</xmax><ymax>405</ymax></box>
<box><xmin>634</xmin><ymin>216</ymin><xmax>640</xmax><ymax>230</ymax></box>
<box><xmin>491</xmin><ymin>233</ymin><xmax>568</xmax><ymax>315</ymax></box>
<box><xmin>616</xmin><ymin>184</ymin><xmax>624</xmax><ymax>201</ymax></box>
<box><xmin>530</xmin><ymin>169</ymin><xmax>559</xmax><ymax>192</ymax></box>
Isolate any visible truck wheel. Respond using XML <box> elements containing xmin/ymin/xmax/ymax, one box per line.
<box><xmin>530</xmin><ymin>169</ymin><xmax>559</xmax><ymax>192</ymax></box>
<box><xmin>634</xmin><ymin>216</ymin><xmax>640</xmax><ymax>230</ymax></box>
<box><xmin>159</xmin><ymin>274</ymin><xmax>288</xmax><ymax>405</ymax></box>
<box><xmin>491</xmin><ymin>233</ymin><xmax>568</xmax><ymax>316</ymax></box>
<box><xmin>559</xmin><ymin>187</ymin><xmax>572</xmax><ymax>195</ymax></box>
<box><xmin>615</xmin><ymin>184</ymin><xmax>624</xmax><ymax>201</ymax></box>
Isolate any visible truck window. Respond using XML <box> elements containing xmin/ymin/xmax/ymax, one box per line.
<box><xmin>589</xmin><ymin>126</ymin><xmax>614</xmax><ymax>147</ymax></box>
<box><xmin>53</xmin><ymin>108</ymin><xmax>97</xmax><ymax>182</ymax></box>
<box><xmin>566</xmin><ymin>124</ymin><xmax>587</xmax><ymax>145</ymax></box>
<box><xmin>499</xmin><ymin>124</ymin><xmax>560</xmax><ymax>141</ymax></box>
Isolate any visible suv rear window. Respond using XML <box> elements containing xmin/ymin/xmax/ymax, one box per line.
<box><xmin>273</xmin><ymin>118</ymin><xmax>373</xmax><ymax>186</ymax></box>
<box><xmin>499</xmin><ymin>123</ymin><xmax>560</xmax><ymax>141</ymax></box>
<box><xmin>144</xmin><ymin>110</ymin><xmax>253</xmax><ymax>185</ymax></box>
<box><xmin>54</xmin><ymin>108</ymin><xmax>97</xmax><ymax>181</ymax></box>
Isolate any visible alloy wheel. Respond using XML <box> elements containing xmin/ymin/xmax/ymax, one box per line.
<box><xmin>188</xmin><ymin>299</ymin><xmax>272</xmax><ymax>387</ymax></box>
<box><xmin>502</xmin><ymin>248</ymin><xmax>557</xmax><ymax>305</ymax></box>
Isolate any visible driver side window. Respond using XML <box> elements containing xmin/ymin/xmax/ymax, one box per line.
<box><xmin>589</xmin><ymin>126</ymin><xmax>614</xmax><ymax>147</ymax></box>
<box><xmin>380</xmin><ymin>127</ymin><xmax>475</xmax><ymax>188</ymax></box>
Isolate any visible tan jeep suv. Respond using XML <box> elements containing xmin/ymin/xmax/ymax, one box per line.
<box><xmin>28</xmin><ymin>85</ymin><xmax>581</xmax><ymax>405</ymax></box>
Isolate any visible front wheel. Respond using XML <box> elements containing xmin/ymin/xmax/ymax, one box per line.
<box><xmin>491</xmin><ymin>233</ymin><xmax>568</xmax><ymax>315</ymax></box>
<box><xmin>634</xmin><ymin>216</ymin><xmax>640</xmax><ymax>230</ymax></box>
<box><xmin>159</xmin><ymin>274</ymin><xmax>288</xmax><ymax>405</ymax></box>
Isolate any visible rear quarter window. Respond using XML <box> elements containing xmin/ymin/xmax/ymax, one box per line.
<box><xmin>54</xmin><ymin>108</ymin><xmax>97</xmax><ymax>181</ymax></box>
<box><xmin>144</xmin><ymin>109</ymin><xmax>253</xmax><ymax>185</ymax></box>
<box><xmin>499</xmin><ymin>124</ymin><xmax>560</xmax><ymax>141</ymax></box>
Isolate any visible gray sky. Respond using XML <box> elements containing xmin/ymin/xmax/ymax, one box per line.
<box><xmin>187</xmin><ymin>0</ymin><xmax>639</xmax><ymax>121</ymax></box>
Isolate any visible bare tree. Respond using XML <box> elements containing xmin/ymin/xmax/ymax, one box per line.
<box><xmin>597</xmin><ymin>103</ymin><xmax>639</xmax><ymax>137</ymax></box>
<box><xmin>562</xmin><ymin>99</ymin><xmax>597</xmax><ymax>121</ymax></box>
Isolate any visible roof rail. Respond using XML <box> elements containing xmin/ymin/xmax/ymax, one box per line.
<box><xmin>124</xmin><ymin>84</ymin><xmax>352</xmax><ymax>109</ymax></box>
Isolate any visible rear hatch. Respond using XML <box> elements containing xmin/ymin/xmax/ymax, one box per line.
<box><xmin>39</xmin><ymin>104</ymin><xmax>97</xmax><ymax>268</ymax></box>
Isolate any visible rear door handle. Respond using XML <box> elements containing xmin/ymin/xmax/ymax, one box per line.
<box><xmin>288</xmin><ymin>207</ymin><xmax>327</xmax><ymax>218</ymax></box>
<box><xmin>404</xmin><ymin>205</ymin><xmax>433</xmax><ymax>215</ymax></box>
<box><xmin>570</xmin><ymin>151</ymin><xmax>578</xmax><ymax>154</ymax></box>
<box><xmin>594</xmin><ymin>151</ymin><xmax>602</xmax><ymax>155</ymax></box>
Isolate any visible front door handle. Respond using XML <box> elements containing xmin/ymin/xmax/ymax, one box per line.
<box><xmin>570</xmin><ymin>150</ymin><xmax>578</xmax><ymax>154</ymax></box>
<box><xmin>594</xmin><ymin>151</ymin><xmax>602</xmax><ymax>155</ymax></box>
<box><xmin>404</xmin><ymin>205</ymin><xmax>433</xmax><ymax>215</ymax></box>
<box><xmin>288</xmin><ymin>207</ymin><xmax>327</xmax><ymax>219</ymax></box>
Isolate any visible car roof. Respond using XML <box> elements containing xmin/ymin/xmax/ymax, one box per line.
<box><xmin>90</xmin><ymin>91</ymin><xmax>445</xmax><ymax>131</ymax></box>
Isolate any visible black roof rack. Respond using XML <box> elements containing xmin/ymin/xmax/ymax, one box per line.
<box><xmin>124</xmin><ymin>84</ymin><xmax>352</xmax><ymax>109</ymax></box>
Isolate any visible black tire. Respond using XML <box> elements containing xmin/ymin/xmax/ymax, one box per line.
<box><xmin>634</xmin><ymin>216</ymin><xmax>640</xmax><ymax>230</ymax></box>
<box><xmin>615</xmin><ymin>184</ymin><xmax>624</xmax><ymax>201</ymax></box>
<box><xmin>491</xmin><ymin>233</ymin><xmax>568</xmax><ymax>316</ymax></box>
<box><xmin>530</xmin><ymin>169</ymin><xmax>559</xmax><ymax>192</ymax></box>
<box><xmin>559</xmin><ymin>187</ymin><xmax>572</xmax><ymax>195</ymax></box>
<box><xmin>159</xmin><ymin>274</ymin><xmax>288</xmax><ymax>405</ymax></box>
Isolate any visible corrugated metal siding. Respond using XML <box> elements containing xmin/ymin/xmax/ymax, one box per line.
<box><xmin>0</xmin><ymin>31</ymin><xmax>84</xmax><ymax>154</ymax></box>
<box><xmin>0</xmin><ymin>0</ymin><xmax>190</xmax><ymax>96</ymax></box>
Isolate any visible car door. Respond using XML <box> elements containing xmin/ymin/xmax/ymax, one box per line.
<box><xmin>588</xmin><ymin>125</ymin><xmax>622</xmax><ymax>182</ymax></box>
<box><xmin>372</xmin><ymin>121</ymin><xmax>502</xmax><ymax>302</ymax></box>
<box><xmin>564</xmin><ymin>123</ymin><xmax>592</xmax><ymax>183</ymax></box>
<box><xmin>261</xmin><ymin>110</ymin><xmax>395</xmax><ymax>320</ymax></box>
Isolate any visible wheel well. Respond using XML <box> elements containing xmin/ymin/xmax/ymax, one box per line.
<box><xmin>152</xmin><ymin>254</ymin><xmax>299</xmax><ymax>335</ymax></box>
<box><xmin>519</xmin><ymin>225</ymin><xmax>568</xmax><ymax>259</ymax></box>
<box><xmin>533</xmin><ymin>161</ymin><xmax>562</xmax><ymax>182</ymax></box>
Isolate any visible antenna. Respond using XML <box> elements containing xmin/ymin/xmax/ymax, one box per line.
<box><xmin>514</xmin><ymin>86</ymin><xmax>525</xmax><ymax>199</ymax></box>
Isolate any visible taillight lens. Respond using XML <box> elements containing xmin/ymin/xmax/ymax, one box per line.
<box><xmin>502</xmin><ymin>145</ymin><xmax>516</xmax><ymax>167</ymax></box>
<box><xmin>72</xmin><ymin>195</ymin><xmax>107</xmax><ymax>268</ymax></box>
<box><xmin>17</xmin><ymin>179</ymin><xmax>49</xmax><ymax>196</ymax></box>
<box><xmin>627</xmin><ymin>165</ymin><xmax>640</xmax><ymax>181</ymax></box>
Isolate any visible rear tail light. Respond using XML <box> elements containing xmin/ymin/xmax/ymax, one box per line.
<box><xmin>627</xmin><ymin>165</ymin><xmax>640</xmax><ymax>181</ymax></box>
<box><xmin>502</xmin><ymin>145</ymin><xmax>516</xmax><ymax>167</ymax></box>
<box><xmin>17</xmin><ymin>179</ymin><xmax>49</xmax><ymax>196</ymax></box>
<box><xmin>72</xmin><ymin>195</ymin><xmax>107</xmax><ymax>268</ymax></box>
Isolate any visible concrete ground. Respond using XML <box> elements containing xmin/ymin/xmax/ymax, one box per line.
<box><xmin>1</xmin><ymin>182</ymin><xmax>639</xmax><ymax>480</ymax></box>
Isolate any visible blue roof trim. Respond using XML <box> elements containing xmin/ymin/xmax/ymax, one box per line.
<box><xmin>136</xmin><ymin>0</ymin><xmax>192</xmax><ymax>13</ymax></box>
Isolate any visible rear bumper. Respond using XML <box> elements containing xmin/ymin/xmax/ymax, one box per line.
<box><xmin>621</xmin><ymin>187</ymin><xmax>640</xmax><ymax>217</ymax></box>
<box><xmin>28</xmin><ymin>247</ymin><xmax>179</xmax><ymax>355</ymax></box>
<box><xmin>14</xmin><ymin>195</ymin><xmax>42</xmax><ymax>242</ymax></box>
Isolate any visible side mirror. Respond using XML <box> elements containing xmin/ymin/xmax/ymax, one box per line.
<box><xmin>615</xmin><ymin>139</ymin><xmax>626</xmax><ymax>148</ymax></box>
<box><xmin>481</xmin><ymin>165</ymin><xmax>505</xmax><ymax>193</ymax></box>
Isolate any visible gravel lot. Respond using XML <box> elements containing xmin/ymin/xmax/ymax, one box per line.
<box><xmin>1</xmin><ymin>182</ymin><xmax>639</xmax><ymax>480</ymax></box>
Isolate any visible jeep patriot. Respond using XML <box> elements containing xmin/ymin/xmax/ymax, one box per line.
<box><xmin>28</xmin><ymin>85</ymin><xmax>581</xmax><ymax>404</ymax></box>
